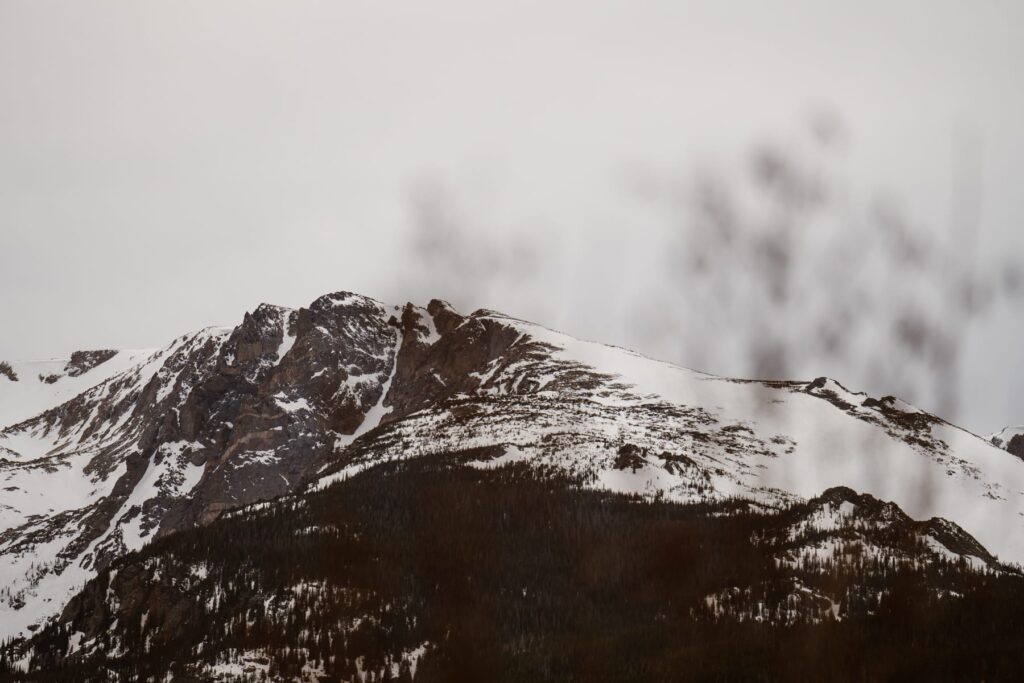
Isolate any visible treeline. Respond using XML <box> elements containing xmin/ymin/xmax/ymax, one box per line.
<box><xmin>4</xmin><ymin>457</ymin><xmax>1024</xmax><ymax>681</ymax></box>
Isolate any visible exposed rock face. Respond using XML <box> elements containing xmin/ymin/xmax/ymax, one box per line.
<box><xmin>1008</xmin><ymin>434</ymin><xmax>1024</xmax><ymax>459</ymax></box>
<box><xmin>38</xmin><ymin>350</ymin><xmax>119</xmax><ymax>384</ymax></box>
<box><xmin>0</xmin><ymin>290</ymin><xmax>1020</xmax><ymax>641</ymax></box>
<box><xmin>0</xmin><ymin>361</ymin><xmax>16</xmax><ymax>382</ymax></box>
<box><xmin>0</xmin><ymin>292</ymin><xmax>405</xmax><ymax>637</ymax></box>
<box><xmin>65</xmin><ymin>350</ymin><xmax>118</xmax><ymax>378</ymax></box>
<box><xmin>990</xmin><ymin>426</ymin><xmax>1024</xmax><ymax>460</ymax></box>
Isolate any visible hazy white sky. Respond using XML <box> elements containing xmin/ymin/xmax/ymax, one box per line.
<box><xmin>1</xmin><ymin>0</ymin><xmax>1022</xmax><ymax>433</ymax></box>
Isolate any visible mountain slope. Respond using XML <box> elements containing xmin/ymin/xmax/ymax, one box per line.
<box><xmin>6</xmin><ymin>458</ymin><xmax>1022</xmax><ymax>682</ymax></box>
<box><xmin>314</xmin><ymin>305</ymin><xmax>1024</xmax><ymax>563</ymax></box>
<box><xmin>0</xmin><ymin>350</ymin><xmax>158</xmax><ymax>432</ymax></box>
<box><xmin>1</xmin><ymin>290</ymin><xmax>1021</xmax><ymax>645</ymax></box>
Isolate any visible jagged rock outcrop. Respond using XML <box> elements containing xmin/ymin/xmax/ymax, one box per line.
<box><xmin>0</xmin><ymin>361</ymin><xmax>18</xmax><ymax>382</ymax></box>
<box><xmin>37</xmin><ymin>350</ymin><xmax>119</xmax><ymax>384</ymax></box>
<box><xmin>991</xmin><ymin>426</ymin><xmax>1024</xmax><ymax>460</ymax></box>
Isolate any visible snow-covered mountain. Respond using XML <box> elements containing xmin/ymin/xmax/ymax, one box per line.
<box><xmin>1</xmin><ymin>290</ymin><xmax>1021</xmax><ymax>644</ymax></box>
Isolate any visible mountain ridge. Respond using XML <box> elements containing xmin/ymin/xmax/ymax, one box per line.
<box><xmin>1</xmin><ymin>290</ymin><xmax>1021</xmax><ymax>645</ymax></box>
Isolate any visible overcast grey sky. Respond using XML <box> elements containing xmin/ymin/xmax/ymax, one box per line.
<box><xmin>1</xmin><ymin>0</ymin><xmax>1022</xmax><ymax>434</ymax></box>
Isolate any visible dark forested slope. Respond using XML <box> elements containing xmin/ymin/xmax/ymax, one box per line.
<box><xmin>4</xmin><ymin>456</ymin><xmax>1024</xmax><ymax>682</ymax></box>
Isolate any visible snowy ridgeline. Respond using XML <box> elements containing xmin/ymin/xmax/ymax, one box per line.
<box><xmin>0</xmin><ymin>289</ymin><xmax>1021</xmax><ymax>647</ymax></box>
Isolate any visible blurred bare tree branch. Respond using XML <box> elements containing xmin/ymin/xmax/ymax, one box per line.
<box><xmin>399</xmin><ymin>117</ymin><xmax>1021</xmax><ymax>426</ymax></box>
<box><xmin>641</xmin><ymin>113</ymin><xmax>1021</xmax><ymax>421</ymax></box>
<box><xmin>403</xmin><ymin>176</ymin><xmax>543</xmax><ymax>314</ymax></box>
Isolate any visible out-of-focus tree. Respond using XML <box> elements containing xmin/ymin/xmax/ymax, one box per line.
<box><xmin>398</xmin><ymin>116</ymin><xmax>1020</xmax><ymax>425</ymax></box>
<box><xmin>636</xmin><ymin>112</ymin><xmax>1021</xmax><ymax>421</ymax></box>
<box><xmin>402</xmin><ymin>176</ymin><xmax>544</xmax><ymax>315</ymax></box>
